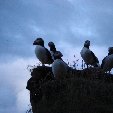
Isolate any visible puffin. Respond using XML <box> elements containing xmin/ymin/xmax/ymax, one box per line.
<box><xmin>52</xmin><ymin>52</ymin><xmax>69</xmax><ymax>79</ymax></box>
<box><xmin>48</xmin><ymin>41</ymin><xmax>63</xmax><ymax>60</ymax></box>
<box><xmin>80</xmin><ymin>40</ymin><xmax>99</xmax><ymax>68</ymax></box>
<box><xmin>33</xmin><ymin>38</ymin><xmax>53</xmax><ymax>65</ymax></box>
<box><xmin>101</xmin><ymin>47</ymin><xmax>113</xmax><ymax>72</ymax></box>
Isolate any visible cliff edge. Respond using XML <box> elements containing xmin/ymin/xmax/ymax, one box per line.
<box><xmin>26</xmin><ymin>66</ymin><xmax>113</xmax><ymax>113</ymax></box>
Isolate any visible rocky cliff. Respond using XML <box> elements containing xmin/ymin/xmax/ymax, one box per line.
<box><xmin>26</xmin><ymin>66</ymin><xmax>113</xmax><ymax>113</ymax></box>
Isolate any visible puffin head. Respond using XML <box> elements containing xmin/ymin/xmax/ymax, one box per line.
<box><xmin>84</xmin><ymin>40</ymin><xmax>90</xmax><ymax>48</ymax></box>
<box><xmin>53</xmin><ymin>51</ymin><xmax>63</xmax><ymax>60</ymax></box>
<box><xmin>48</xmin><ymin>41</ymin><xmax>56</xmax><ymax>52</ymax></box>
<box><xmin>48</xmin><ymin>42</ymin><xmax>55</xmax><ymax>47</ymax></box>
<box><xmin>33</xmin><ymin>38</ymin><xmax>44</xmax><ymax>46</ymax></box>
<box><xmin>108</xmin><ymin>47</ymin><xmax>113</xmax><ymax>54</ymax></box>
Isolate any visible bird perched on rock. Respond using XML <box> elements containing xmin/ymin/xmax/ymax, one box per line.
<box><xmin>101</xmin><ymin>47</ymin><xmax>113</xmax><ymax>72</ymax></box>
<box><xmin>33</xmin><ymin>38</ymin><xmax>53</xmax><ymax>65</ymax></box>
<box><xmin>80</xmin><ymin>40</ymin><xmax>99</xmax><ymax>68</ymax></box>
<box><xmin>48</xmin><ymin>41</ymin><xmax>63</xmax><ymax>60</ymax></box>
<box><xmin>52</xmin><ymin>51</ymin><xmax>69</xmax><ymax>79</ymax></box>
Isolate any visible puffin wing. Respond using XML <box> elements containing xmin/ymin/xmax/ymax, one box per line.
<box><xmin>45</xmin><ymin>48</ymin><xmax>54</xmax><ymax>63</ymax></box>
<box><xmin>90</xmin><ymin>51</ymin><xmax>99</xmax><ymax>63</ymax></box>
<box><xmin>101</xmin><ymin>56</ymin><xmax>107</xmax><ymax>68</ymax></box>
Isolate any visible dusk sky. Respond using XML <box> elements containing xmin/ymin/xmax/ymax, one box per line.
<box><xmin>1</xmin><ymin>0</ymin><xmax>113</xmax><ymax>113</ymax></box>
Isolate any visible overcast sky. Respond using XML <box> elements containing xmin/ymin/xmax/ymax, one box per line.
<box><xmin>1</xmin><ymin>0</ymin><xmax>113</xmax><ymax>113</ymax></box>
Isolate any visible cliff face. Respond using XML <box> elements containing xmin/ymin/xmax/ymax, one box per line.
<box><xmin>26</xmin><ymin>66</ymin><xmax>113</xmax><ymax>113</ymax></box>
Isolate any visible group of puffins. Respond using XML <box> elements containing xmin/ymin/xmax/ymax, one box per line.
<box><xmin>33</xmin><ymin>38</ymin><xmax>113</xmax><ymax>79</ymax></box>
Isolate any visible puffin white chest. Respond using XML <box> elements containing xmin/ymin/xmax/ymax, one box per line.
<box><xmin>35</xmin><ymin>45</ymin><xmax>48</xmax><ymax>63</ymax></box>
<box><xmin>81</xmin><ymin>48</ymin><xmax>92</xmax><ymax>63</ymax></box>
<box><xmin>103</xmin><ymin>54</ymin><xmax>113</xmax><ymax>71</ymax></box>
<box><xmin>52</xmin><ymin>59</ymin><xmax>68</xmax><ymax>79</ymax></box>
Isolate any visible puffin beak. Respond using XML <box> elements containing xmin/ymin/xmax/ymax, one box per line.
<box><xmin>33</xmin><ymin>40</ymin><xmax>37</xmax><ymax>45</ymax></box>
<box><xmin>33</xmin><ymin>41</ymin><xmax>36</xmax><ymax>45</ymax></box>
<box><xmin>48</xmin><ymin>44</ymin><xmax>50</xmax><ymax>47</ymax></box>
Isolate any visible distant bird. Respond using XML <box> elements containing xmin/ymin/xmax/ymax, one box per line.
<box><xmin>33</xmin><ymin>38</ymin><xmax>53</xmax><ymax>65</ymax></box>
<box><xmin>101</xmin><ymin>47</ymin><xmax>113</xmax><ymax>72</ymax></box>
<box><xmin>80</xmin><ymin>40</ymin><xmax>99</xmax><ymax>68</ymax></box>
<box><xmin>48</xmin><ymin>41</ymin><xmax>63</xmax><ymax>60</ymax></box>
<box><xmin>52</xmin><ymin>52</ymin><xmax>69</xmax><ymax>79</ymax></box>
